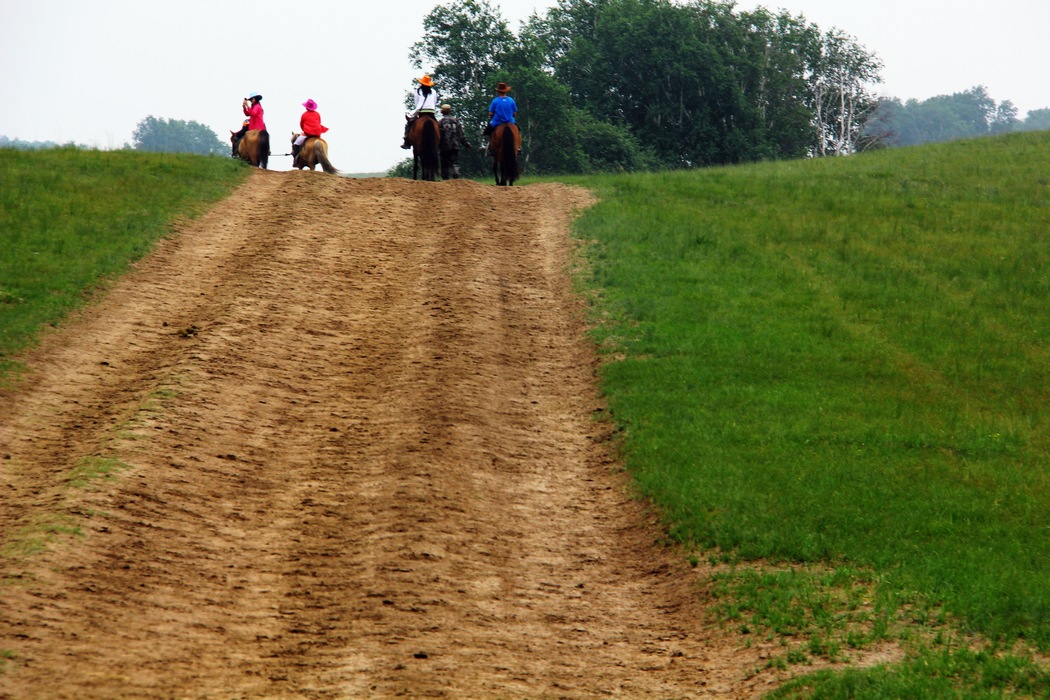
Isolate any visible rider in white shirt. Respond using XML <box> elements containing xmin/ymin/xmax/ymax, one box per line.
<box><xmin>402</xmin><ymin>75</ymin><xmax>439</xmax><ymax>149</ymax></box>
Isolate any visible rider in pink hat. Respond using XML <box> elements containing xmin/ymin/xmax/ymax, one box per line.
<box><xmin>293</xmin><ymin>98</ymin><xmax>329</xmax><ymax>159</ymax></box>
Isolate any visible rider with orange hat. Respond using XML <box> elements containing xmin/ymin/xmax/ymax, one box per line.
<box><xmin>401</xmin><ymin>74</ymin><xmax>439</xmax><ymax>149</ymax></box>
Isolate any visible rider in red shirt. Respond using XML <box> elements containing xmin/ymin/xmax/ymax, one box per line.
<box><xmin>293</xmin><ymin>99</ymin><xmax>329</xmax><ymax>158</ymax></box>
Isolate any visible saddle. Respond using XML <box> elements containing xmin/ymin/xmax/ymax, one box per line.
<box><xmin>489</xmin><ymin>123</ymin><xmax>522</xmax><ymax>155</ymax></box>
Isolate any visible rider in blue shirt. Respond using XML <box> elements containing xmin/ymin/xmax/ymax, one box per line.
<box><xmin>486</xmin><ymin>82</ymin><xmax>517</xmax><ymax>153</ymax></box>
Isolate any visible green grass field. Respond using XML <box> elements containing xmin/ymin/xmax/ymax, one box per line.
<box><xmin>565</xmin><ymin>132</ymin><xmax>1050</xmax><ymax>695</ymax></box>
<box><xmin>0</xmin><ymin>147</ymin><xmax>248</xmax><ymax>380</ymax></box>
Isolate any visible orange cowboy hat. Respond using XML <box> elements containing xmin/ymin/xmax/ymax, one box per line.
<box><xmin>417</xmin><ymin>75</ymin><xmax>435</xmax><ymax>87</ymax></box>
<box><xmin>495</xmin><ymin>82</ymin><xmax>511</xmax><ymax>93</ymax></box>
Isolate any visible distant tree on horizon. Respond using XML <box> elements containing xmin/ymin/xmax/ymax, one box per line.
<box><xmin>132</xmin><ymin>116</ymin><xmax>227</xmax><ymax>156</ymax></box>
<box><xmin>0</xmin><ymin>134</ymin><xmax>73</xmax><ymax>150</ymax></box>
<box><xmin>1018</xmin><ymin>108</ymin><xmax>1050</xmax><ymax>132</ymax></box>
<box><xmin>863</xmin><ymin>86</ymin><xmax>1046</xmax><ymax>147</ymax></box>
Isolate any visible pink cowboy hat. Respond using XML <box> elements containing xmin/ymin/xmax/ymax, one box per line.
<box><xmin>302</xmin><ymin>99</ymin><xmax>318</xmax><ymax>111</ymax></box>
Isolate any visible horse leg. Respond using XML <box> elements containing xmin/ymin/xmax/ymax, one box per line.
<box><xmin>413</xmin><ymin>153</ymin><xmax>419</xmax><ymax>181</ymax></box>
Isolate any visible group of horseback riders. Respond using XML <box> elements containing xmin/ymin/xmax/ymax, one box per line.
<box><xmin>230</xmin><ymin>75</ymin><xmax>519</xmax><ymax>181</ymax></box>
<box><xmin>399</xmin><ymin>75</ymin><xmax>518</xmax><ymax>180</ymax></box>
<box><xmin>231</xmin><ymin>92</ymin><xmax>329</xmax><ymax>170</ymax></box>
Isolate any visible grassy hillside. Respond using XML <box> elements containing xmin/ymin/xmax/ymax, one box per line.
<box><xmin>0</xmin><ymin>147</ymin><xmax>248</xmax><ymax>379</ymax></box>
<box><xmin>567</xmin><ymin>132</ymin><xmax>1050</xmax><ymax>695</ymax></box>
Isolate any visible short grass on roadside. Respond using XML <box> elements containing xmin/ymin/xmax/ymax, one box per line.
<box><xmin>563</xmin><ymin>131</ymin><xmax>1050</xmax><ymax>695</ymax></box>
<box><xmin>769</xmin><ymin>644</ymin><xmax>1050</xmax><ymax>699</ymax></box>
<box><xmin>0</xmin><ymin>147</ymin><xmax>248</xmax><ymax>382</ymax></box>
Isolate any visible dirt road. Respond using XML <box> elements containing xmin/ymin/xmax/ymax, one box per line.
<box><xmin>0</xmin><ymin>172</ymin><xmax>780</xmax><ymax>698</ymax></box>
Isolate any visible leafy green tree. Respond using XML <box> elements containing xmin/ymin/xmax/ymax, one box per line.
<box><xmin>132</xmin><ymin>116</ymin><xmax>228</xmax><ymax>155</ymax></box>
<box><xmin>736</xmin><ymin>8</ymin><xmax>822</xmax><ymax>159</ymax></box>
<box><xmin>534</xmin><ymin>0</ymin><xmax>748</xmax><ymax>166</ymax></box>
<box><xmin>530</xmin><ymin>0</ymin><xmax>843</xmax><ymax>165</ymax></box>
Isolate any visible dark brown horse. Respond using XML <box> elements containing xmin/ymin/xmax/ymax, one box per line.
<box><xmin>409</xmin><ymin>115</ymin><xmax>440</xmax><ymax>181</ymax></box>
<box><xmin>291</xmin><ymin>133</ymin><xmax>338</xmax><ymax>174</ymax></box>
<box><xmin>489</xmin><ymin>123</ymin><xmax>521</xmax><ymax>186</ymax></box>
<box><xmin>230</xmin><ymin>129</ymin><xmax>270</xmax><ymax>169</ymax></box>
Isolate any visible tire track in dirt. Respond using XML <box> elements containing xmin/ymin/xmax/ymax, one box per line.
<box><xmin>0</xmin><ymin>171</ymin><xmax>784</xmax><ymax>698</ymax></box>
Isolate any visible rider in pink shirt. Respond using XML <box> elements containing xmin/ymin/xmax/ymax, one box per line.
<box><xmin>243</xmin><ymin>93</ymin><xmax>266</xmax><ymax>131</ymax></box>
<box><xmin>232</xmin><ymin>92</ymin><xmax>266</xmax><ymax>156</ymax></box>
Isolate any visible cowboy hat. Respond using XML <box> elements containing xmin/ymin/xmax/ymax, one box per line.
<box><xmin>417</xmin><ymin>75</ymin><xmax>435</xmax><ymax>87</ymax></box>
<box><xmin>302</xmin><ymin>99</ymin><xmax>318</xmax><ymax>111</ymax></box>
<box><xmin>495</xmin><ymin>82</ymin><xmax>511</xmax><ymax>93</ymax></box>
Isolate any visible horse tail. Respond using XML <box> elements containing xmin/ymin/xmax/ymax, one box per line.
<box><xmin>501</xmin><ymin>124</ymin><xmax>520</xmax><ymax>184</ymax></box>
<box><xmin>422</xmin><ymin>117</ymin><xmax>439</xmax><ymax>179</ymax></box>
<box><xmin>258</xmin><ymin>130</ymin><xmax>270</xmax><ymax>169</ymax></box>
<box><xmin>316</xmin><ymin>141</ymin><xmax>338</xmax><ymax>175</ymax></box>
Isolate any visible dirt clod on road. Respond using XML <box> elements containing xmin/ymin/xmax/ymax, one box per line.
<box><xmin>1</xmin><ymin>172</ymin><xmax>781</xmax><ymax>698</ymax></box>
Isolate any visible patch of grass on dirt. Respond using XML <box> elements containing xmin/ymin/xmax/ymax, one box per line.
<box><xmin>0</xmin><ymin>649</ymin><xmax>17</xmax><ymax>676</ymax></box>
<box><xmin>1</xmin><ymin>455</ymin><xmax>128</xmax><ymax>561</ymax></box>
<box><xmin>68</xmin><ymin>456</ymin><xmax>130</xmax><ymax>489</ymax></box>
<box><xmin>0</xmin><ymin>147</ymin><xmax>247</xmax><ymax>383</ymax></box>
<box><xmin>0</xmin><ymin>513</ymin><xmax>82</xmax><ymax>558</ymax></box>
<box><xmin>708</xmin><ymin>563</ymin><xmax>895</xmax><ymax>665</ymax></box>
<box><xmin>563</xmin><ymin>131</ymin><xmax>1050</xmax><ymax>695</ymax></box>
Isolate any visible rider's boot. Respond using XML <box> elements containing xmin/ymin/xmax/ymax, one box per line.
<box><xmin>401</xmin><ymin>118</ymin><xmax>415</xmax><ymax>149</ymax></box>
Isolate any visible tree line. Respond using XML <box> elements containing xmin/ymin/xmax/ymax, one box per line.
<box><xmin>865</xmin><ymin>86</ymin><xmax>1050</xmax><ymax>147</ymax></box>
<box><xmin>0</xmin><ymin>119</ymin><xmax>228</xmax><ymax>156</ymax></box>
<box><xmin>407</xmin><ymin>0</ymin><xmax>1047</xmax><ymax>177</ymax></box>
<box><xmin>131</xmin><ymin>116</ymin><xmax>229</xmax><ymax>156</ymax></box>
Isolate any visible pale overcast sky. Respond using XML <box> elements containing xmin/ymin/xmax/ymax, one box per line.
<box><xmin>1</xmin><ymin>0</ymin><xmax>1046</xmax><ymax>173</ymax></box>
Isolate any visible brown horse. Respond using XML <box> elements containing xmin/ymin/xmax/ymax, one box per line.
<box><xmin>291</xmin><ymin>133</ymin><xmax>338</xmax><ymax>174</ymax></box>
<box><xmin>489</xmin><ymin>123</ymin><xmax>521</xmax><ymax>186</ymax></box>
<box><xmin>230</xmin><ymin>129</ymin><xmax>269</xmax><ymax>169</ymax></box>
<box><xmin>409</xmin><ymin>115</ymin><xmax>440</xmax><ymax>181</ymax></box>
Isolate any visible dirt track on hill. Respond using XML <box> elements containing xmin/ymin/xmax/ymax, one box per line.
<box><xmin>0</xmin><ymin>172</ymin><xmax>788</xmax><ymax>698</ymax></box>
